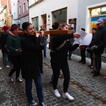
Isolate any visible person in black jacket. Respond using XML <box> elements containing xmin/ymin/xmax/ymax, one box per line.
<box><xmin>21</xmin><ymin>22</ymin><xmax>46</xmax><ymax>106</ymax></box>
<box><xmin>91</xmin><ymin>19</ymin><xmax>106</xmax><ymax>76</ymax></box>
<box><xmin>0</xmin><ymin>26</ymin><xmax>10</xmax><ymax>68</ymax></box>
<box><xmin>87</xmin><ymin>28</ymin><xmax>97</xmax><ymax>69</ymax></box>
<box><xmin>50</xmin><ymin>23</ymin><xmax>74</xmax><ymax>101</ymax></box>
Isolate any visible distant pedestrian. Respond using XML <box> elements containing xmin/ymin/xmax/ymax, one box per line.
<box><xmin>1</xmin><ymin>26</ymin><xmax>11</xmax><ymax>68</ymax></box>
<box><xmin>87</xmin><ymin>28</ymin><xmax>97</xmax><ymax>69</ymax></box>
<box><xmin>7</xmin><ymin>24</ymin><xmax>22</xmax><ymax>82</ymax></box>
<box><xmin>91</xmin><ymin>19</ymin><xmax>106</xmax><ymax>76</ymax></box>
<box><xmin>40</xmin><ymin>25</ymin><xmax>48</xmax><ymax>57</ymax></box>
<box><xmin>79</xmin><ymin>28</ymin><xmax>87</xmax><ymax>64</ymax></box>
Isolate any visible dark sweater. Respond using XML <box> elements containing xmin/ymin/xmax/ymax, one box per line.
<box><xmin>6</xmin><ymin>33</ymin><xmax>21</xmax><ymax>55</ymax></box>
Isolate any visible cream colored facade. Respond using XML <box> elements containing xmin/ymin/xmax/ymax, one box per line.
<box><xmin>29</xmin><ymin>0</ymin><xmax>79</xmax><ymax>30</ymax></box>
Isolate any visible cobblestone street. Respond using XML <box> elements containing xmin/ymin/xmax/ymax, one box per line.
<box><xmin>0</xmin><ymin>51</ymin><xmax>106</xmax><ymax>106</ymax></box>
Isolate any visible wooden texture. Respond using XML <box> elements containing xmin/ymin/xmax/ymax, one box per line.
<box><xmin>38</xmin><ymin>30</ymin><xmax>72</xmax><ymax>35</ymax></box>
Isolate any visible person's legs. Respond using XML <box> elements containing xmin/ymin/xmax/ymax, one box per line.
<box><xmin>68</xmin><ymin>44</ymin><xmax>79</xmax><ymax>60</ymax></box>
<box><xmin>51</xmin><ymin>62</ymin><xmax>60</xmax><ymax>90</ymax></box>
<box><xmin>81</xmin><ymin>47</ymin><xmax>86</xmax><ymax>64</ymax></box>
<box><xmin>34</xmin><ymin>75</ymin><xmax>44</xmax><ymax>104</ymax></box>
<box><xmin>51</xmin><ymin>62</ymin><xmax>61</xmax><ymax>98</ymax></box>
<box><xmin>71</xmin><ymin>44</ymin><xmax>79</xmax><ymax>51</ymax></box>
<box><xmin>61</xmin><ymin>61</ymin><xmax>74</xmax><ymax>101</ymax></box>
<box><xmin>2</xmin><ymin>49</ymin><xmax>10</xmax><ymax>66</ymax></box>
<box><xmin>15</xmin><ymin>56</ymin><xmax>21</xmax><ymax>80</ymax></box>
<box><xmin>61</xmin><ymin>62</ymin><xmax>70</xmax><ymax>93</ymax></box>
<box><xmin>68</xmin><ymin>50</ymin><xmax>72</xmax><ymax>60</ymax></box>
<box><xmin>90</xmin><ymin>52</ymin><xmax>93</xmax><ymax>66</ymax></box>
<box><xmin>93</xmin><ymin>52</ymin><xmax>102</xmax><ymax>76</ymax></box>
<box><xmin>8</xmin><ymin>55</ymin><xmax>16</xmax><ymax>78</ymax></box>
<box><xmin>25</xmin><ymin>79</ymin><xmax>33</xmax><ymax>102</ymax></box>
<box><xmin>43</xmin><ymin>44</ymin><xmax>47</xmax><ymax>57</ymax></box>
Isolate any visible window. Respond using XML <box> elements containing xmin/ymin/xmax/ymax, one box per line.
<box><xmin>19</xmin><ymin>6</ymin><xmax>21</xmax><ymax>15</ymax></box>
<box><xmin>23</xmin><ymin>3</ymin><xmax>26</xmax><ymax>13</ymax></box>
<box><xmin>52</xmin><ymin>8</ymin><xmax>67</xmax><ymax>24</ymax></box>
<box><xmin>90</xmin><ymin>6</ymin><xmax>106</xmax><ymax>17</ymax></box>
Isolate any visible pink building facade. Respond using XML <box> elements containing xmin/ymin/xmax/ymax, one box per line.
<box><xmin>18</xmin><ymin>0</ymin><xmax>29</xmax><ymax>27</ymax></box>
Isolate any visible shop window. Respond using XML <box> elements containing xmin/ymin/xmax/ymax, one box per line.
<box><xmin>101</xmin><ymin>7</ymin><xmax>106</xmax><ymax>15</ymax></box>
<box><xmin>32</xmin><ymin>16</ymin><xmax>39</xmax><ymax>31</ymax></box>
<box><xmin>52</xmin><ymin>8</ymin><xmax>67</xmax><ymax>25</ymax></box>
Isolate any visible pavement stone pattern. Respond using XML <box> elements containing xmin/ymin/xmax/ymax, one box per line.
<box><xmin>0</xmin><ymin>50</ymin><xmax>106</xmax><ymax>106</ymax></box>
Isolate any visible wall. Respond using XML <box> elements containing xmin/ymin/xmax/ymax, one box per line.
<box><xmin>11</xmin><ymin>0</ymin><xmax>18</xmax><ymax>24</ymax></box>
<box><xmin>18</xmin><ymin>0</ymin><xmax>29</xmax><ymax>27</ymax></box>
<box><xmin>77</xmin><ymin>0</ymin><xmax>106</xmax><ymax>32</ymax></box>
<box><xmin>29</xmin><ymin>0</ymin><xmax>79</xmax><ymax>30</ymax></box>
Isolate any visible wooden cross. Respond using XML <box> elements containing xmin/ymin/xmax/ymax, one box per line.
<box><xmin>37</xmin><ymin>30</ymin><xmax>72</xmax><ymax>35</ymax></box>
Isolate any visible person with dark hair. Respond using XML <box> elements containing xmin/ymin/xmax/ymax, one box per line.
<box><xmin>91</xmin><ymin>19</ymin><xmax>106</xmax><ymax>76</ymax></box>
<box><xmin>79</xmin><ymin>28</ymin><xmax>87</xmax><ymax>64</ymax></box>
<box><xmin>52</xmin><ymin>22</ymin><xmax>59</xmax><ymax>30</ymax></box>
<box><xmin>40</xmin><ymin>25</ymin><xmax>48</xmax><ymax>57</ymax></box>
<box><xmin>50</xmin><ymin>23</ymin><xmax>75</xmax><ymax>101</ymax></box>
<box><xmin>21</xmin><ymin>22</ymin><xmax>46</xmax><ymax>106</ymax></box>
<box><xmin>87</xmin><ymin>28</ymin><xmax>97</xmax><ymax>69</ymax></box>
<box><xmin>6</xmin><ymin>24</ymin><xmax>22</xmax><ymax>82</ymax></box>
<box><xmin>0</xmin><ymin>26</ymin><xmax>10</xmax><ymax>68</ymax></box>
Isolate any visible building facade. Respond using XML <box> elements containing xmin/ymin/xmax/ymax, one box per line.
<box><xmin>29</xmin><ymin>0</ymin><xmax>79</xmax><ymax>31</ymax></box>
<box><xmin>77</xmin><ymin>0</ymin><xmax>106</xmax><ymax>32</ymax></box>
<box><xmin>11</xmin><ymin>0</ymin><xmax>18</xmax><ymax>24</ymax></box>
<box><xmin>0</xmin><ymin>0</ymin><xmax>12</xmax><ymax>27</ymax></box>
<box><xmin>18</xmin><ymin>0</ymin><xmax>29</xmax><ymax>27</ymax></box>
<box><xmin>29</xmin><ymin>0</ymin><xmax>106</xmax><ymax>32</ymax></box>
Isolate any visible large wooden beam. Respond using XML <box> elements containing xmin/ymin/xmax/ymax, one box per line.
<box><xmin>37</xmin><ymin>30</ymin><xmax>72</xmax><ymax>35</ymax></box>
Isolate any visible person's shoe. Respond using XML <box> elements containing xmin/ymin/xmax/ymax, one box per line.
<box><xmin>40</xmin><ymin>102</ymin><xmax>47</xmax><ymax>106</ymax></box>
<box><xmin>0</xmin><ymin>67</ymin><xmax>2</xmax><ymax>70</ymax></box>
<box><xmin>16</xmin><ymin>78</ymin><xmax>23</xmax><ymax>83</ymax></box>
<box><xmin>82</xmin><ymin>62</ymin><xmax>86</xmax><ymax>64</ymax></box>
<box><xmin>49</xmin><ymin>80</ymin><xmax>53</xmax><ymax>84</ymax></box>
<box><xmin>90</xmin><ymin>66</ymin><xmax>94</xmax><ymax>69</ymax></box>
<box><xmin>69</xmin><ymin>57</ymin><xmax>72</xmax><ymax>60</ymax></box>
<box><xmin>79</xmin><ymin>60</ymin><xmax>82</xmax><ymax>63</ymax></box>
<box><xmin>10</xmin><ymin>78</ymin><xmax>14</xmax><ymax>82</ymax></box>
<box><xmin>93</xmin><ymin>72</ymin><xmax>100</xmax><ymax>77</ymax></box>
<box><xmin>63</xmin><ymin>92</ymin><xmax>75</xmax><ymax>101</ymax></box>
<box><xmin>88</xmin><ymin>65</ymin><xmax>94</xmax><ymax>69</ymax></box>
<box><xmin>53</xmin><ymin>89</ymin><xmax>61</xmax><ymax>98</ymax></box>
<box><xmin>91</xmin><ymin>70</ymin><xmax>95</xmax><ymax>73</ymax></box>
<box><xmin>29</xmin><ymin>100</ymin><xmax>37</xmax><ymax>106</ymax></box>
<box><xmin>6</xmin><ymin>65</ymin><xmax>10</xmax><ymax>68</ymax></box>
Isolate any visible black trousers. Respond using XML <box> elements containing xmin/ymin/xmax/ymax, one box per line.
<box><xmin>8</xmin><ymin>55</ymin><xmax>21</xmax><ymax>80</ymax></box>
<box><xmin>80</xmin><ymin>46</ymin><xmax>87</xmax><ymax>63</ymax></box>
<box><xmin>51</xmin><ymin>60</ymin><xmax>70</xmax><ymax>92</ymax></box>
<box><xmin>93</xmin><ymin>50</ymin><xmax>103</xmax><ymax>74</ymax></box>
<box><xmin>89</xmin><ymin>52</ymin><xmax>93</xmax><ymax>66</ymax></box>
<box><xmin>68</xmin><ymin>44</ymin><xmax>79</xmax><ymax>58</ymax></box>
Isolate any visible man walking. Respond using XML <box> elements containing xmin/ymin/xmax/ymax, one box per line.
<box><xmin>91</xmin><ymin>19</ymin><xmax>106</xmax><ymax>76</ymax></box>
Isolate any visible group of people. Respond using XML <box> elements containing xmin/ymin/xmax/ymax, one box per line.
<box><xmin>71</xmin><ymin>19</ymin><xmax>106</xmax><ymax>77</ymax></box>
<box><xmin>0</xmin><ymin>18</ymin><xmax>106</xmax><ymax>106</ymax></box>
<box><xmin>0</xmin><ymin>22</ymin><xmax>46</xmax><ymax>106</ymax></box>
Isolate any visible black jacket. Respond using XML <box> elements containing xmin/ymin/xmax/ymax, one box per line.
<box><xmin>50</xmin><ymin>34</ymin><xmax>73</xmax><ymax>63</ymax></box>
<box><xmin>20</xmin><ymin>34</ymin><xmax>43</xmax><ymax>79</ymax></box>
<box><xmin>94</xmin><ymin>26</ymin><xmax>106</xmax><ymax>49</ymax></box>
<box><xmin>0</xmin><ymin>32</ymin><xmax>8</xmax><ymax>51</ymax></box>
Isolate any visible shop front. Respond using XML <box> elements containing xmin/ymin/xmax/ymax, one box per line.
<box><xmin>90</xmin><ymin>5</ymin><xmax>106</xmax><ymax>29</ymax></box>
<box><xmin>89</xmin><ymin>5</ymin><xmax>106</xmax><ymax>55</ymax></box>
<box><xmin>52</xmin><ymin>8</ymin><xmax>67</xmax><ymax>25</ymax></box>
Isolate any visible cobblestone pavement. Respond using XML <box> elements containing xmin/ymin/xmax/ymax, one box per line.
<box><xmin>0</xmin><ymin>51</ymin><xmax>106</xmax><ymax>106</ymax></box>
